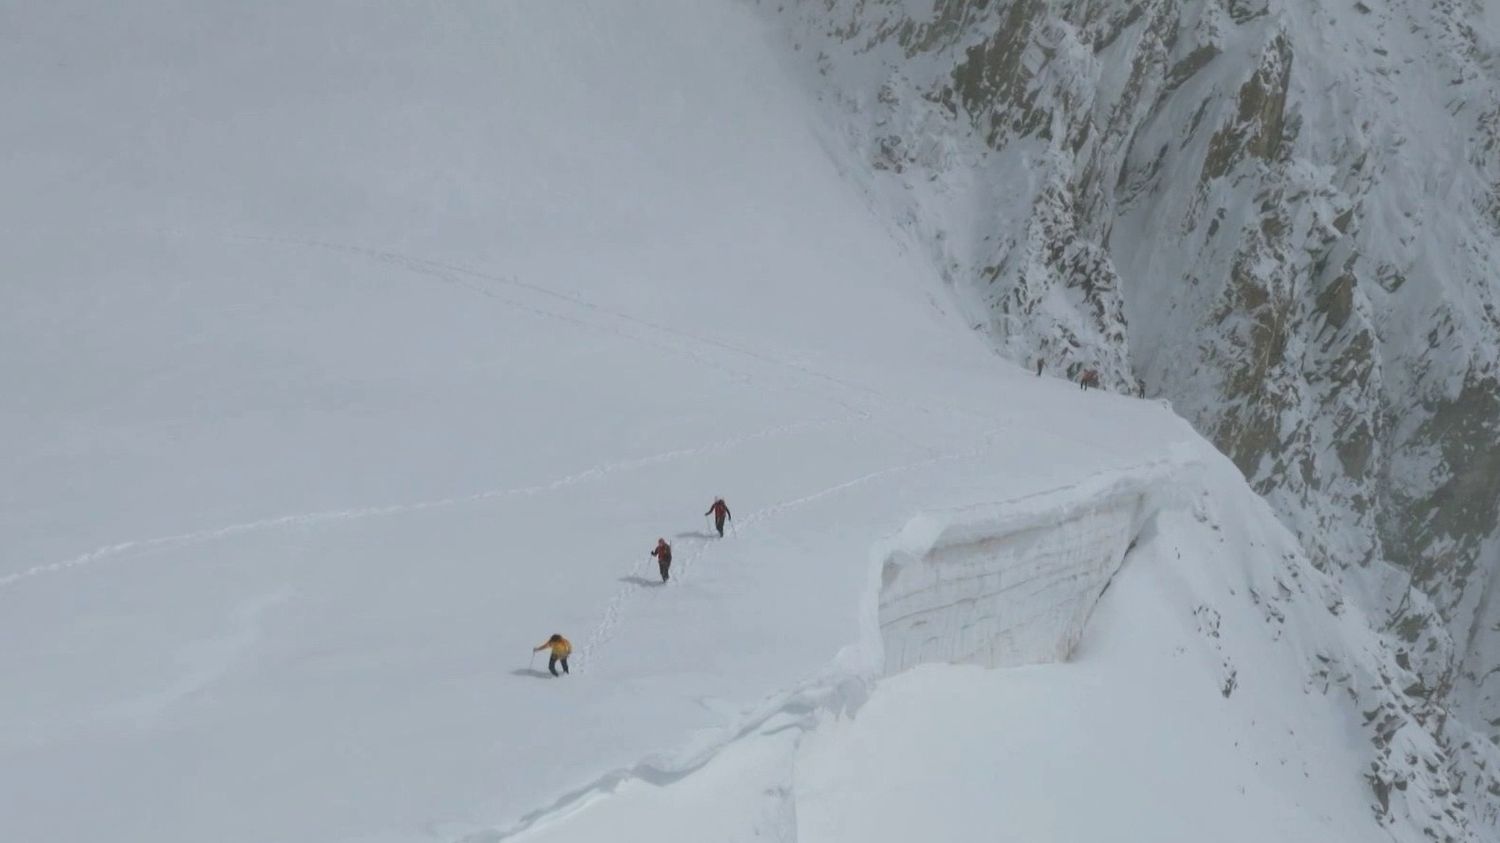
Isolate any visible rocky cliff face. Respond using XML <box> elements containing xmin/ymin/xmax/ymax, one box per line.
<box><xmin>756</xmin><ymin>0</ymin><xmax>1500</xmax><ymax>837</ymax></box>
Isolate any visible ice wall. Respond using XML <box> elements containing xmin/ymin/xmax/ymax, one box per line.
<box><xmin>876</xmin><ymin>470</ymin><xmax>1168</xmax><ymax>675</ymax></box>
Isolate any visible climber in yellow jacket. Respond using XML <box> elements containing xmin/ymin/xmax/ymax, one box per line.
<box><xmin>533</xmin><ymin>634</ymin><xmax>572</xmax><ymax>677</ymax></box>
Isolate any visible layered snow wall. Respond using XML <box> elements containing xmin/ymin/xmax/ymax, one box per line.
<box><xmin>876</xmin><ymin>465</ymin><xmax>1175</xmax><ymax>675</ymax></box>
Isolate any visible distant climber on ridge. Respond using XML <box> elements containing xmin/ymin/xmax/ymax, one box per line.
<box><xmin>651</xmin><ymin>538</ymin><xmax>672</xmax><ymax>582</ymax></box>
<box><xmin>706</xmin><ymin>497</ymin><xmax>732</xmax><ymax>537</ymax></box>
<box><xmin>533</xmin><ymin>634</ymin><xmax>572</xmax><ymax>677</ymax></box>
<box><xmin>1079</xmin><ymin>369</ymin><xmax>1100</xmax><ymax>391</ymax></box>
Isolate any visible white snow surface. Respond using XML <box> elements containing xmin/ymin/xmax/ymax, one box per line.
<box><xmin>504</xmin><ymin>456</ymin><xmax>1403</xmax><ymax>843</ymax></box>
<box><xmin>0</xmin><ymin>1</ymin><xmax>1453</xmax><ymax>841</ymax></box>
<box><xmin>877</xmin><ymin>463</ymin><xmax>1172</xmax><ymax>675</ymax></box>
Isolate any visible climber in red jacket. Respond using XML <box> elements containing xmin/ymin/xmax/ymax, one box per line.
<box><xmin>651</xmin><ymin>538</ymin><xmax>672</xmax><ymax>582</ymax></box>
<box><xmin>706</xmin><ymin>498</ymin><xmax>732</xmax><ymax>538</ymax></box>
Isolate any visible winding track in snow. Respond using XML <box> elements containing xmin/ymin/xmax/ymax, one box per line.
<box><xmin>228</xmin><ymin>231</ymin><xmax>1031</xmax><ymax>456</ymax></box>
<box><xmin>241</xmin><ymin>233</ymin><xmax>1151</xmax><ymax>469</ymax></box>
<box><xmin>6</xmin><ymin>226</ymin><xmax>1178</xmax><ymax>840</ymax></box>
<box><xmin>0</xmin><ymin>414</ymin><xmax>858</xmax><ymax>593</ymax></box>
<box><xmin>242</xmin><ymin>235</ymin><xmax>903</xmax><ymax>407</ymax></box>
<box><xmin>8</xmin><ymin>228</ymin><xmax>968</xmax><ymax>594</ymax></box>
<box><xmin>575</xmin><ymin>435</ymin><xmax>1005</xmax><ymax>666</ymax></box>
<box><xmin>6</xmin><ymin>228</ymin><xmax>988</xmax><ymax>600</ymax></box>
<box><xmin>235</xmin><ymin>233</ymin><xmax>888</xmax><ymax>423</ymax></box>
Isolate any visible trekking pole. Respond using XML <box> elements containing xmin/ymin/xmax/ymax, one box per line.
<box><xmin>529</xmin><ymin>650</ymin><xmax>537</xmax><ymax>671</ymax></box>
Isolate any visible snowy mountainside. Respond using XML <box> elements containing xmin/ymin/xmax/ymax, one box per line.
<box><xmin>2</xmin><ymin>1</ymin><xmax>1492</xmax><ymax>842</ymax></box>
<box><xmin>0</xmin><ymin>2</ymin><xmax>1234</xmax><ymax>841</ymax></box>
<box><xmin>756</xmin><ymin>0</ymin><xmax>1500</xmax><ymax>834</ymax></box>
<box><xmin>504</xmin><ymin>450</ymin><xmax>1480</xmax><ymax>843</ymax></box>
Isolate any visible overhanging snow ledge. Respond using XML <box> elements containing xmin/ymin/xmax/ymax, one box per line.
<box><xmin>869</xmin><ymin>453</ymin><xmax>1197</xmax><ymax>676</ymax></box>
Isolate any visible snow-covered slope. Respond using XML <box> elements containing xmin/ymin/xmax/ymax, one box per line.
<box><xmin>3</xmin><ymin>1</ymin><xmax>1492</xmax><ymax>842</ymax></box>
<box><xmin>0</xmin><ymin>2</ymin><xmax>1185</xmax><ymax>841</ymax></box>
<box><xmin>794</xmin><ymin>460</ymin><xmax>1411</xmax><ymax>843</ymax></box>
<box><xmin>499</xmin><ymin>452</ymin><xmax>1475</xmax><ymax>843</ymax></box>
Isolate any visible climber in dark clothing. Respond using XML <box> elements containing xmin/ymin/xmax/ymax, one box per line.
<box><xmin>706</xmin><ymin>498</ymin><xmax>732</xmax><ymax>537</ymax></box>
<box><xmin>652</xmin><ymin>538</ymin><xmax>672</xmax><ymax>582</ymax></box>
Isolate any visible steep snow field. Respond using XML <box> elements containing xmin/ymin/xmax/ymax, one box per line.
<box><xmin>514</xmin><ymin>460</ymin><xmax>1396</xmax><ymax>843</ymax></box>
<box><xmin>792</xmin><ymin>466</ymin><xmax>1394</xmax><ymax>843</ymax></box>
<box><xmin>0</xmin><ymin>2</ymin><xmax>1456</xmax><ymax>842</ymax></box>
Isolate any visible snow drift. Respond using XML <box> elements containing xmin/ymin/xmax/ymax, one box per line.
<box><xmin>876</xmin><ymin>462</ymin><xmax>1180</xmax><ymax>675</ymax></box>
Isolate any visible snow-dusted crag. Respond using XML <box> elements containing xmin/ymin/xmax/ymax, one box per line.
<box><xmin>757</xmin><ymin>1</ymin><xmax>1500</xmax><ymax>837</ymax></box>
